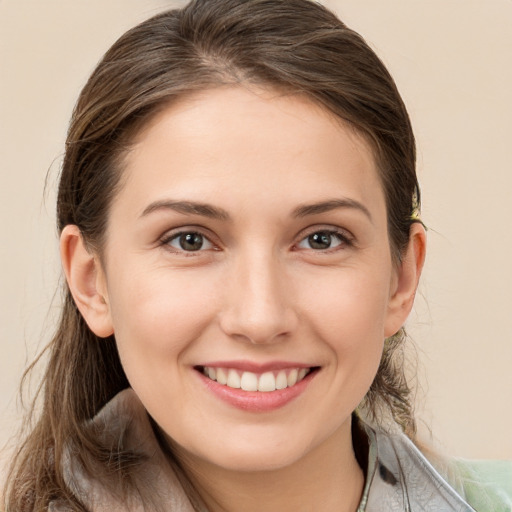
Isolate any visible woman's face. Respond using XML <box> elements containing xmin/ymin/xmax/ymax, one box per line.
<box><xmin>95</xmin><ymin>86</ymin><xmax>411</xmax><ymax>471</ymax></box>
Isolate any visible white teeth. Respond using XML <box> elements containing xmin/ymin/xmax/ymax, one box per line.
<box><xmin>258</xmin><ymin>372</ymin><xmax>276</xmax><ymax>392</ymax></box>
<box><xmin>202</xmin><ymin>366</ymin><xmax>313</xmax><ymax>391</ymax></box>
<box><xmin>216</xmin><ymin>368</ymin><xmax>228</xmax><ymax>385</ymax></box>
<box><xmin>287</xmin><ymin>369</ymin><xmax>298</xmax><ymax>387</ymax></box>
<box><xmin>241</xmin><ymin>371</ymin><xmax>259</xmax><ymax>391</ymax></box>
<box><xmin>226</xmin><ymin>369</ymin><xmax>241</xmax><ymax>389</ymax></box>
<box><xmin>275</xmin><ymin>370</ymin><xmax>287</xmax><ymax>390</ymax></box>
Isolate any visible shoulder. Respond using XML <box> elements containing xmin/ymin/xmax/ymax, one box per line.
<box><xmin>366</xmin><ymin>428</ymin><xmax>475</xmax><ymax>511</ymax></box>
<box><xmin>452</xmin><ymin>458</ymin><xmax>512</xmax><ymax>511</ymax></box>
<box><xmin>50</xmin><ymin>389</ymin><xmax>198</xmax><ymax>511</ymax></box>
<box><xmin>361</xmin><ymin>424</ymin><xmax>511</xmax><ymax>512</ymax></box>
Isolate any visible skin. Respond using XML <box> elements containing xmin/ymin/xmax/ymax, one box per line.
<box><xmin>62</xmin><ymin>86</ymin><xmax>425</xmax><ymax>512</ymax></box>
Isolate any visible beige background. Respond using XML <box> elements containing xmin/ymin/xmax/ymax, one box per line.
<box><xmin>1</xmin><ymin>0</ymin><xmax>511</xmax><ymax>473</ymax></box>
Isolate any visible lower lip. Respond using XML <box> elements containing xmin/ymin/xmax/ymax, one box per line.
<box><xmin>196</xmin><ymin>369</ymin><xmax>317</xmax><ymax>412</ymax></box>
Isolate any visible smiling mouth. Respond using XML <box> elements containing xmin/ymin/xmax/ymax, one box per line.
<box><xmin>196</xmin><ymin>366</ymin><xmax>319</xmax><ymax>392</ymax></box>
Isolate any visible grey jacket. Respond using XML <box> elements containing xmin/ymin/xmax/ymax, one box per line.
<box><xmin>51</xmin><ymin>389</ymin><xmax>478</xmax><ymax>511</ymax></box>
<box><xmin>360</xmin><ymin>426</ymin><xmax>475</xmax><ymax>511</ymax></box>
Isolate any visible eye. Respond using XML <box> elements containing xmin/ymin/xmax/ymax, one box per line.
<box><xmin>297</xmin><ymin>230</ymin><xmax>347</xmax><ymax>250</ymax></box>
<box><xmin>165</xmin><ymin>231</ymin><xmax>214</xmax><ymax>252</ymax></box>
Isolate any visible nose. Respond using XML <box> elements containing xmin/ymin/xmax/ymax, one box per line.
<box><xmin>218</xmin><ymin>250</ymin><xmax>298</xmax><ymax>344</ymax></box>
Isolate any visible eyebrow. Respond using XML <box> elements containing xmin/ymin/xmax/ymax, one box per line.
<box><xmin>140</xmin><ymin>197</ymin><xmax>372</xmax><ymax>223</ymax></box>
<box><xmin>140</xmin><ymin>200</ymin><xmax>230</xmax><ymax>220</ymax></box>
<box><xmin>292</xmin><ymin>198</ymin><xmax>373</xmax><ymax>222</ymax></box>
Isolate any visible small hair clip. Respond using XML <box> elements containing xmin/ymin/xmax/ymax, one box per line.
<box><xmin>410</xmin><ymin>190</ymin><xmax>421</xmax><ymax>221</ymax></box>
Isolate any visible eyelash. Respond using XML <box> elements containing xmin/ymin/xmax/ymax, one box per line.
<box><xmin>159</xmin><ymin>227</ymin><xmax>354</xmax><ymax>255</ymax></box>
<box><xmin>160</xmin><ymin>230</ymin><xmax>217</xmax><ymax>255</ymax></box>
<box><xmin>295</xmin><ymin>228</ymin><xmax>354</xmax><ymax>252</ymax></box>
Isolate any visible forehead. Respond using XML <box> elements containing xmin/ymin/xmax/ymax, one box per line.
<box><xmin>116</xmin><ymin>86</ymin><xmax>386</xmax><ymax>223</ymax></box>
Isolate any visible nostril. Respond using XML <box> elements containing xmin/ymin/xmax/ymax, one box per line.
<box><xmin>218</xmin><ymin>309</ymin><xmax>298</xmax><ymax>345</ymax></box>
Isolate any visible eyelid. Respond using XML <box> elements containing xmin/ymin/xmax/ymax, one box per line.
<box><xmin>294</xmin><ymin>225</ymin><xmax>355</xmax><ymax>250</ymax></box>
<box><xmin>168</xmin><ymin>233</ymin><xmax>214</xmax><ymax>251</ymax></box>
<box><xmin>159</xmin><ymin>226</ymin><xmax>220</xmax><ymax>253</ymax></box>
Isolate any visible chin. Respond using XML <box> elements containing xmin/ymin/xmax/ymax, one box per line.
<box><xmin>208</xmin><ymin>445</ymin><xmax>307</xmax><ymax>473</ymax></box>
<box><xmin>173</xmin><ymin>429</ymin><xmax>314</xmax><ymax>474</ymax></box>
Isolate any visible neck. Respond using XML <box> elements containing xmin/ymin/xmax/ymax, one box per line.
<box><xmin>174</xmin><ymin>419</ymin><xmax>365</xmax><ymax>512</ymax></box>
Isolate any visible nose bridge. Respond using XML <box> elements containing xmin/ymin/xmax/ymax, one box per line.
<box><xmin>219</xmin><ymin>245</ymin><xmax>297</xmax><ymax>344</ymax></box>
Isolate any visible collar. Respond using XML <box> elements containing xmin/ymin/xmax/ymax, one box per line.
<box><xmin>54</xmin><ymin>388</ymin><xmax>475</xmax><ymax>512</ymax></box>
<box><xmin>359</xmin><ymin>423</ymin><xmax>476</xmax><ymax>511</ymax></box>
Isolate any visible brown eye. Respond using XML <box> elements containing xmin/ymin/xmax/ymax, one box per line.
<box><xmin>167</xmin><ymin>232</ymin><xmax>213</xmax><ymax>252</ymax></box>
<box><xmin>298</xmin><ymin>231</ymin><xmax>344</xmax><ymax>250</ymax></box>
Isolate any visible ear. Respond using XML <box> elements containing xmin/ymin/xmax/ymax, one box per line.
<box><xmin>384</xmin><ymin>222</ymin><xmax>426</xmax><ymax>337</ymax></box>
<box><xmin>60</xmin><ymin>225</ymin><xmax>114</xmax><ymax>338</ymax></box>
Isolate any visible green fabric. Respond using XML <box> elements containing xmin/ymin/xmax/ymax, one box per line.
<box><xmin>453</xmin><ymin>459</ymin><xmax>512</xmax><ymax>511</ymax></box>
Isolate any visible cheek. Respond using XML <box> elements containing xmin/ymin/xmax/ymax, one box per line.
<box><xmin>105</xmin><ymin>265</ymin><xmax>219</xmax><ymax>381</ymax></box>
<box><xmin>299</xmin><ymin>265</ymin><xmax>392</xmax><ymax>340</ymax></box>
<box><xmin>297</xmin><ymin>265</ymin><xmax>390</xmax><ymax>395</ymax></box>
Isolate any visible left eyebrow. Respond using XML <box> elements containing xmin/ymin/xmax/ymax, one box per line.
<box><xmin>292</xmin><ymin>198</ymin><xmax>373</xmax><ymax>223</ymax></box>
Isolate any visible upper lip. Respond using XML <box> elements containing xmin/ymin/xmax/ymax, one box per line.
<box><xmin>196</xmin><ymin>360</ymin><xmax>315</xmax><ymax>373</ymax></box>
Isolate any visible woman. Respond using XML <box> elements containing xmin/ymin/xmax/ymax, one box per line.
<box><xmin>3</xmin><ymin>0</ymin><xmax>510</xmax><ymax>510</ymax></box>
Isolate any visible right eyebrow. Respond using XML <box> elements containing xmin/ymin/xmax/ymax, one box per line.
<box><xmin>140</xmin><ymin>200</ymin><xmax>230</xmax><ymax>221</ymax></box>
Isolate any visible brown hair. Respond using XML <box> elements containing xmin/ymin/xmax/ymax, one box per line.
<box><xmin>4</xmin><ymin>0</ymin><xmax>420</xmax><ymax>509</ymax></box>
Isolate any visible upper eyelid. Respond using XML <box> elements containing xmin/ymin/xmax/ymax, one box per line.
<box><xmin>297</xmin><ymin>225</ymin><xmax>355</xmax><ymax>242</ymax></box>
<box><xmin>160</xmin><ymin>226</ymin><xmax>217</xmax><ymax>242</ymax></box>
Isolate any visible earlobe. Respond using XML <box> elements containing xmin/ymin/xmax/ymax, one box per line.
<box><xmin>384</xmin><ymin>223</ymin><xmax>426</xmax><ymax>337</ymax></box>
<box><xmin>60</xmin><ymin>225</ymin><xmax>114</xmax><ymax>338</ymax></box>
